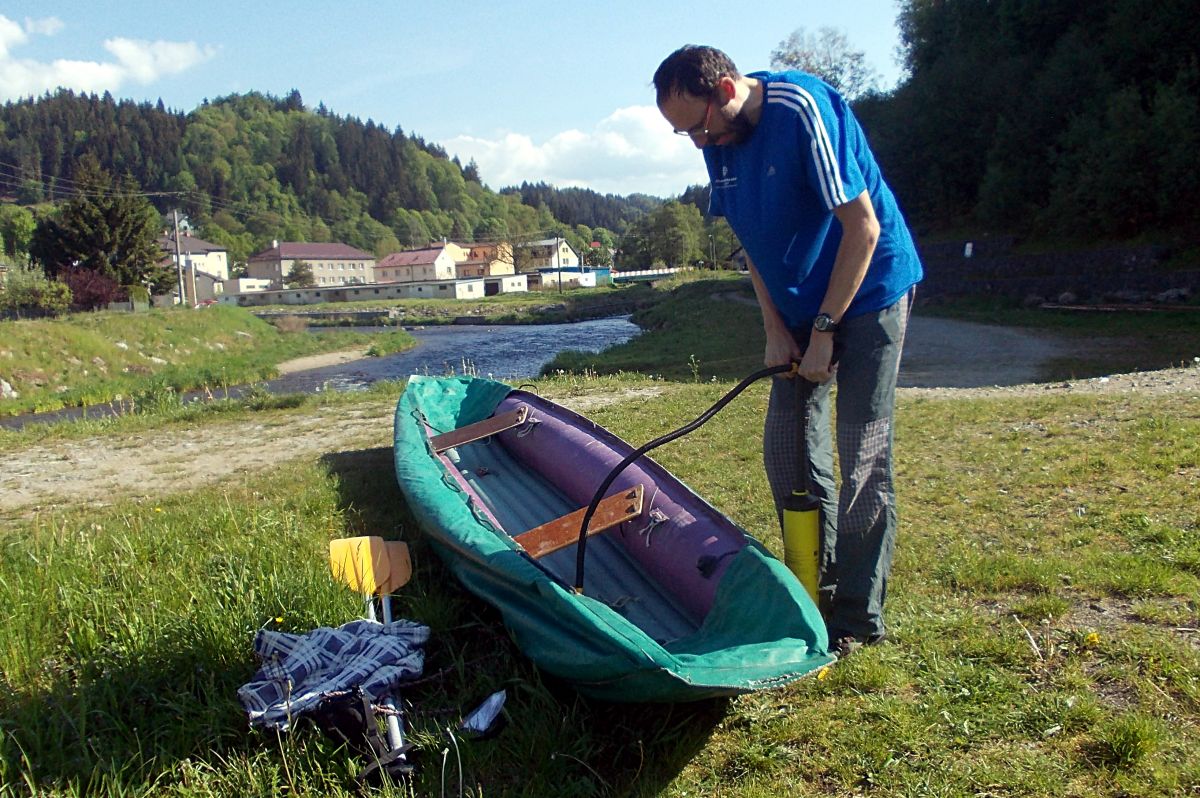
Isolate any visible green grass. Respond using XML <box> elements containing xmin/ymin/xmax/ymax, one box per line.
<box><xmin>0</xmin><ymin>305</ymin><xmax>415</xmax><ymax>418</ymax></box>
<box><xmin>2</xmin><ymin>278</ymin><xmax>1199</xmax><ymax>796</ymax></box>
<box><xmin>546</xmin><ymin>273</ymin><xmax>762</xmax><ymax>381</ymax></box>
<box><xmin>0</xmin><ymin>378</ymin><xmax>406</xmax><ymax>452</ymax></box>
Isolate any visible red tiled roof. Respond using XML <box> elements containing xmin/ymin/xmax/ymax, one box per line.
<box><xmin>248</xmin><ymin>242</ymin><xmax>374</xmax><ymax>261</ymax></box>
<box><xmin>376</xmin><ymin>247</ymin><xmax>445</xmax><ymax>268</ymax></box>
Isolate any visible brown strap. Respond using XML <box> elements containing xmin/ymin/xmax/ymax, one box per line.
<box><xmin>430</xmin><ymin>405</ymin><xmax>529</xmax><ymax>453</ymax></box>
<box><xmin>513</xmin><ymin>485</ymin><xmax>644</xmax><ymax>559</ymax></box>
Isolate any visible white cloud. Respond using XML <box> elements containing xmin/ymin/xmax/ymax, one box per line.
<box><xmin>104</xmin><ymin>38</ymin><xmax>216</xmax><ymax>83</ymax></box>
<box><xmin>0</xmin><ymin>16</ymin><xmax>26</xmax><ymax>59</ymax></box>
<box><xmin>0</xmin><ymin>15</ymin><xmax>216</xmax><ymax>101</ymax></box>
<box><xmin>444</xmin><ymin>104</ymin><xmax>709</xmax><ymax>198</ymax></box>
<box><xmin>24</xmin><ymin>16</ymin><xmax>64</xmax><ymax>37</ymax></box>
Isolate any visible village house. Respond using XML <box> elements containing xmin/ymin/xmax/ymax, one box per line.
<box><xmin>375</xmin><ymin>244</ymin><xmax>458</xmax><ymax>283</ymax></box>
<box><xmin>246</xmin><ymin>241</ymin><xmax>376</xmax><ymax>289</ymax></box>
<box><xmin>461</xmin><ymin>241</ymin><xmax>516</xmax><ymax>277</ymax></box>
<box><xmin>158</xmin><ymin>231</ymin><xmax>231</xmax><ymax>281</ymax></box>
<box><xmin>223</xmin><ymin>239</ymin><xmax>532</xmax><ymax>304</ymax></box>
<box><xmin>155</xmin><ymin>231</ymin><xmax>232</xmax><ymax>305</ymax></box>
<box><xmin>518</xmin><ymin>238</ymin><xmax>580</xmax><ymax>270</ymax></box>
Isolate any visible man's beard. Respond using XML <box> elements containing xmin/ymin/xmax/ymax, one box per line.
<box><xmin>722</xmin><ymin>108</ymin><xmax>756</xmax><ymax>145</ymax></box>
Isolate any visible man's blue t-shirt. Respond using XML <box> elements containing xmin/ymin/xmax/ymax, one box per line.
<box><xmin>705</xmin><ymin>70</ymin><xmax>923</xmax><ymax>327</ymax></box>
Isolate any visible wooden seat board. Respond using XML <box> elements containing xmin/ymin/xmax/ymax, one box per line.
<box><xmin>514</xmin><ymin>485</ymin><xmax>644</xmax><ymax>559</ymax></box>
<box><xmin>430</xmin><ymin>405</ymin><xmax>529</xmax><ymax>453</ymax></box>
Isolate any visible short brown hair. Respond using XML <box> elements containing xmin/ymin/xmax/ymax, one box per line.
<box><xmin>653</xmin><ymin>45</ymin><xmax>741</xmax><ymax>104</ymax></box>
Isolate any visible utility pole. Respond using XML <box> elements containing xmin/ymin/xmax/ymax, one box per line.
<box><xmin>709</xmin><ymin>234</ymin><xmax>716</xmax><ymax>270</ymax></box>
<box><xmin>172</xmin><ymin>209</ymin><xmax>185</xmax><ymax>305</ymax></box>
<box><xmin>556</xmin><ymin>236</ymin><xmax>563</xmax><ymax>295</ymax></box>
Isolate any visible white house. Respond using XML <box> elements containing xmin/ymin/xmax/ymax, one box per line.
<box><xmin>375</xmin><ymin>245</ymin><xmax>458</xmax><ymax>282</ymax></box>
<box><xmin>519</xmin><ymin>238</ymin><xmax>580</xmax><ymax>270</ymax></box>
<box><xmin>159</xmin><ymin>232</ymin><xmax>230</xmax><ymax>281</ymax></box>
<box><xmin>247</xmin><ymin>241</ymin><xmax>376</xmax><ymax>289</ymax></box>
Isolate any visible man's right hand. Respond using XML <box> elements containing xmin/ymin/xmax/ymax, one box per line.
<box><xmin>764</xmin><ymin>328</ymin><xmax>802</xmax><ymax>371</ymax></box>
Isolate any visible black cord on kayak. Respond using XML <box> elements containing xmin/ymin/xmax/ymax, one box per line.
<box><xmin>573</xmin><ymin>362</ymin><xmax>795</xmax><ymax>592</ymax></box>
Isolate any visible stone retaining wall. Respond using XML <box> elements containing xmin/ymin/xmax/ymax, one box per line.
<box><xmin>917</xmin><ymin>240</ymin><xmax>1198</xmax><ymax>303</ymax></box>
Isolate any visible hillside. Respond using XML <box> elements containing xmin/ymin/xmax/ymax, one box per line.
<box><xmin>0</xmin><ymin>91</ymin><xmax>652</xmax><ymax>266</ymax></box>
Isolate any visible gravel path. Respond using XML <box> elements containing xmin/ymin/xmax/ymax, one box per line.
<box><xmin>3</xmin><ymin>317</ymin><xmax>1197</xmax><ymax>518</ymax></box>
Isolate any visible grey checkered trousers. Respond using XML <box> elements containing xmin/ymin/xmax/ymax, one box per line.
<box><xmin>763</xmin><ymin>289</ymin><xmax>914</xmax><ymax>640</ymax></box>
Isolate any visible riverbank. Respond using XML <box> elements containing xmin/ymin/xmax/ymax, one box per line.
<box><xmin>0</xmin><ymin>305</ymin><xmax>415</xmax><ymax>418</ymax></box>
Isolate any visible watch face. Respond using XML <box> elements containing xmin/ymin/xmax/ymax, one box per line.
<box><xmin>814</xmin><ymin>314</ymin><xmax>835</xmax><ymax>331</ymax></box>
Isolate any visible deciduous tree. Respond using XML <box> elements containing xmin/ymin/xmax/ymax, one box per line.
<box><xmin>771</xmin><ymin>27</ymin><xmax>880</xmax><ymax>101</ymax></box>
<box><xmin>0</xmin><ymin>204</ymin><xmax>37</xmax><ymax>263</ymax></box>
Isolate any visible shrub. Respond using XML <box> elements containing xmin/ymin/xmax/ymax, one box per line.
<box><xmin>0</xmin><ymin>266</ymin><xmax>72</xmax><ymax>318</ymax></box>
<box><xmin>59</xmin><ymin>266</ymin><xmax>122</xmax><ymax>311</ymax></box>
<box><xmin>131</xmin><ymin>377</ymin><xmax>182</xmax><ymax>415</ymax></box>
<box><xmin>268</xmin><ymin>314</ymin><xmax>309</xmax><ymax>333</ymax></box>
<box><xmin>125</xmin><ymin>284</ymin><xmax>151</xmax><ymax>304</ymax></box>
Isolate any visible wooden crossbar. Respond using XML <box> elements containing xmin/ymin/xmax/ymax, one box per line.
<box><xmin>513</xmin><ymin>485</ymin><xmax>644</xmax><ymax>559</ymax></box>
<box><xmin>430</xmin><ymin>405</ymin><xmax>529</xmax><ymax>453</ymax></box>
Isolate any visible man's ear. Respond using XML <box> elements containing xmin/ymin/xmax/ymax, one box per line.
<box><xmin>717</xmin><ymin>75</ymin><xmax>736</xmax><ymax>103</ymax></box>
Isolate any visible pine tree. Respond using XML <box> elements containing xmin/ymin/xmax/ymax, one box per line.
<box><xmin>29</xmin><ymin>155</ymin><xmax>167</xmax><ymax>288</ymax></box>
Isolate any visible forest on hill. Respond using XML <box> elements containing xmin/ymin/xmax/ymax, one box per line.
<box><xmin>0</xmin><ymin>90</ymin><xmax>629</xmax><ymax>267</ymax></box>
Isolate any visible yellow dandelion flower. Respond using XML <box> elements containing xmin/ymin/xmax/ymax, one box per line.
<box><xmin>275</xmin><ymin>616</ymin><xmax>284</xmax><ymax>624</ymax></box>
<box><xmin>817</xmin><ymin>666</ymin><xmax>831</xmax><ymax>681</ymax></box>
<box><xmin>1085</xmin><ymin>631</ymin><xmax>1100</xmax><ymax>646</ymax></box>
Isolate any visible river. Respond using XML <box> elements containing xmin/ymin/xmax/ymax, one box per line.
<box><xmin>276</xmin><ymin>315</ymin><xmax>641</xmax><ymax>393</ymax></box>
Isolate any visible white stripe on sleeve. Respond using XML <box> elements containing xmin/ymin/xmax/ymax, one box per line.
<box><xmin>767</xmin><ymin>84</ymin><xmax>849</xmax><ymax>208</ymax></box>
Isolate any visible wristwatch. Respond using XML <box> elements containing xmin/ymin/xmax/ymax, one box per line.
<box><xmin>812</xmin><ymin>313</ymin><xmax>839</xmax><ymax>333</ymax></box>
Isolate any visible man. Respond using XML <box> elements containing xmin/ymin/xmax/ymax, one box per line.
<box><xmin>653</xmin><ymin>45</ymin><xmax>923</xmax><ymax>655</ymax></box>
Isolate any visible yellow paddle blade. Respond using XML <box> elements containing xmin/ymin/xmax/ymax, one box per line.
<box><xmin>329</xmin><ymin>536</ymin><xmax>390</xmax><ymax>595</ymax></box>
<box><xmin>378</xmin><ymin>542</ymin><xmax>413</xmax><ymax>594</ymax></box>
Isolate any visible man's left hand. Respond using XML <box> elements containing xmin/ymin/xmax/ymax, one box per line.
<box><xmin>799</xmin><ymin>331</ymin><xmax>837</xmax><ymax>383</ymax></box>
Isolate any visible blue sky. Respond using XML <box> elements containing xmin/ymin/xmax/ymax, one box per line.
<box><xmin>0</xmin><ymin>1</ymin><xmax>907</xmax><ymax>198</ymax></box>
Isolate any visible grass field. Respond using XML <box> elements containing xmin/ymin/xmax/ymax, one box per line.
<box><xmin>1</xmin><ymin>280</ymin><xmax>1197</xmax><ymax>797</ymax></box>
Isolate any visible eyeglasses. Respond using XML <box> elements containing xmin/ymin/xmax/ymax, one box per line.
<box><xmin>673</xmin><ymin>96</ymin><xmax>714</xmax><ymax>139</ymax></box>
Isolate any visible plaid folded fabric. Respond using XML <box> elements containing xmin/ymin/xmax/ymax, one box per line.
<box><xmin>238</xmin><ymin>618</ymin><xmax>430</xmax><ymax>730</ymax></box>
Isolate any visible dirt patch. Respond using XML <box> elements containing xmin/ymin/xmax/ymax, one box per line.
<box><xmin>0</xmin><ymin>407</ymin><xmax>391</xmax><ymax>519</ymax></box>
<box><xmin>276</xmin><ymin>349</ymin><xmax>372</xmax><ymax>375</ymax></box>
<box><xmin>559</xmin><ymin>387</ymin><xmax>666</xmax><ymax>413</ymax></box>
<box><xmin>900</xmin><ymin>364</ymin><xmax>1200</xmax><ymax>400</ymax></box>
